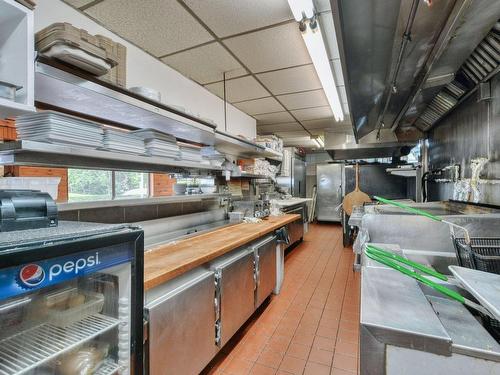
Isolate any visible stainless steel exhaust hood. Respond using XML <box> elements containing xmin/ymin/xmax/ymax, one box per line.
<box><xmin>334</xmin><ymin>0</ymin><xmax>500</xmax><ymax>140</ymax></box>
<box><xmin>324</xmin><ymin>130</ymin><xmax>414</xmax><ymax>160</ymax></box>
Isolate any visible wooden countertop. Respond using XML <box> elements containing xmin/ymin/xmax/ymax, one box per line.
<box><xmin>144</xmin><ymin>214</ymin><xmax>301</xmax><ymax>290</ymax></box>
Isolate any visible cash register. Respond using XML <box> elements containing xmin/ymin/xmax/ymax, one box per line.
<box><xmin>0</xmin><ymin>190</ymin><xmax>58</xmax><ymax>232</ymax></box>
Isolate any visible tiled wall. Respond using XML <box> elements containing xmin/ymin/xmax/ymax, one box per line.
<box><xmin>59</xmin><ymin>197</ymin><xmax>221</xmax><ymax>224</ymax></box>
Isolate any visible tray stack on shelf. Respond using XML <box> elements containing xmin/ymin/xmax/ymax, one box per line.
<box><xmin>179</xmin><ymin>144</ymin><xmax>209</xmax><ymax>164</ymax></box>
<box><xmin>16</xmin><ymin>111</ymin><xmax>104</xmax><ymax>149</ymax></box>
<box><xmin>132</xmin><ymin>129</ymin><xmax>180</xmax><ymax>160</ymax></box>
<box><xmin>103</xmin><ymin>127</ymin><xmax>145</xmax><ymax>155</ymax></box>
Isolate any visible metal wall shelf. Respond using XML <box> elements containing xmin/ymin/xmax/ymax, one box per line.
<box><xmin>214</xmin><ymin>131</ymin><xmax>264</xmax><ymax>158</ymax></box>
<box><xmin>35</xmin><ymin>62</ymin><xmax>216</xmax><ymax>145</ymax></box>
<box><xmin>214</xmin><ymin>131</ymin><xmax>283</xmax><ymax>161</ymax></box>
<box><xmin>0</xmin><ymin>141</ymin><xmax>222</xmax><ymax>173</ymax></box>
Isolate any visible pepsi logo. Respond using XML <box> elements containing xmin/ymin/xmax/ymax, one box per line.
<box><xmin>19</xmin><ymin>264</ymin><xmax>45</xmax><ymax>287</ymax></box>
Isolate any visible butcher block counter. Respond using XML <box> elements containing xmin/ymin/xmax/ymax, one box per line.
<box><xmin>143</xmin><ymin>214</ymin><xmax>300</xmax><ymax>290</ymax></box>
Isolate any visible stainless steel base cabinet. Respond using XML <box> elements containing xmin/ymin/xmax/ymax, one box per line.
<box><xmin>211</xmin><ymin>248</ymin><xmax>256</xmax><ymax>347</ymax></box>
<box><xmin>145</xmin><ymin>268</ymin><xmax>216</xmax><ymax>375</ymax></box>
<box><xmin>253</xmin><ymin>236</ymin><xmax>277</xmax><ymax>307</ymax></box>
<box><xmin>287</xmin><ymin>219</ymin><xmax>304</xmax><ymax>247</ymax></box>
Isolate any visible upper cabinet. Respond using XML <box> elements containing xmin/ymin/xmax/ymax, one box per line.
<box><xmin>0</xmin><ymin>0</ymin><xmax>35</xmax><ymax>118</ymax></box>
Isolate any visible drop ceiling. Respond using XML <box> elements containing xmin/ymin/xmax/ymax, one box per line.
<box><xmin>63</xmin><ymin>0</ymin><xmax>351</xmax><ymax>148</ymax></box>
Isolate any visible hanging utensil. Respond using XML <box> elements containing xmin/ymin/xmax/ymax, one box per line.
<box><xmin>365</xmin><ymin>245</ymin><xmax>496</xmax><ymax>319</ymax></box>
<box><xmin>343</xmin><ymin>164</ymin><xmax>371</xmax><ymax>216</ymax></box>
<box><xmin>373</xmin><ymin>195</ymin><xmax>471</xmax><ymax>243</ymax></box>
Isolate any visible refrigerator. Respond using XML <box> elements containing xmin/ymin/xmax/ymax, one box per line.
<box><xmin>277</xmin><ymin>155</ymin><xmax>306</xmax><ymax>197</ymax></box>
<box><xmin>316</xmin><ymin>163</ymin><xmax>343</xmax><ymax>222</ymax></box>
<box><xmin>0</xmin><ymin>222</ymin><xmax>144</xmax><ymax>375</ymax></box>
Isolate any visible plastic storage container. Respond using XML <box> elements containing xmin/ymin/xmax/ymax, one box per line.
<box><xmin>42</xmin><ymin>289</ymin><xmax>105</xmax><ymax>328</ymax></box>
<box><xmin>0</xmin><ymin>177</ymin><xmax>61</xmax><ymax>199</ymax></box>
<box><xmin>35</xmin><ymin>22</ymin><xmax>127</xmax><ymax>87</ymax></box>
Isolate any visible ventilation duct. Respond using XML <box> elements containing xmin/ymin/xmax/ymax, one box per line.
<box><xmin>415</xmin><ymin>20</ymin><xmax>500</xmax><ymax>131</ymax></box>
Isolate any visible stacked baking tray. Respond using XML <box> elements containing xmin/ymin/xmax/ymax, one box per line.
<box><xmin>103</xmin><ymin>127</ymin><xmax>145</xmax><ymax>154</ymax></box>
<box><xmin>16</xmin><ymin>111</ymin><xmax>103</xmax><ymax>149</ymax></box>
<box><xmin>179</xmin><ymin>144</ymin><xmax>208</xmax><ymax>164</ymax></box>
<box><xmin>131</xmin><ymin>129</ymin><xmax>180</xmax><ymax>160</ymax></box>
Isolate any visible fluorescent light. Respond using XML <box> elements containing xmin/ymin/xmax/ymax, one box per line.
<box><xmin>287</xmin><ymin>0</ymin><xmax>315</xmax><ymax>21</ymax></box>
<box><xmin>301</xmin><ymin>21</ymin><xmax>344</xmax><ymax>122</ymax></box>
<box><xmin>311</xmin><ymin>135</ymin><xmax>324</xmax><ymax>148</ymax></box>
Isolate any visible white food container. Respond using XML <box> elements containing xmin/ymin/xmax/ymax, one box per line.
<box><xmin>0</xmin><ymin>177</ymin><xmax>61</xmax><ymax>200</ymax></box>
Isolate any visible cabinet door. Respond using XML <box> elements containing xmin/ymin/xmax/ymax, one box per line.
<box><xmin>218</xmin><ymin>250</ymin><xmax>256</xmax><ymax>346</ymax></box>
<box><xmin>255</xmin><ymin>236</ymin><xmax>277</xmax><ymax>307</ymax></box>
<box><xmin>146</xmin><ymin>270</ymin><xmax>216</xmax><ymax>375</ymax></box>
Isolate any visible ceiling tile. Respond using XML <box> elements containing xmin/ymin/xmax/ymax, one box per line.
<box><xmin>320</xmin><ymin>13</ymin><xmax>340</xmax><ymax>60</ymax></box>
<box><xmin>254</xmin><ymin>111</ymin><xmax>295</xmax><ymax>124</ymax></box>
<box><xmin>184</xmin><ymin>0</ymin><xmax>293</xmax><ymax>38</ymax></box>
<box><xmin>257</xmin><ymin>64</ymin><xmax>321</xmax><ymax>95</ymax></box>
<box><xmin>277</xmin><ymin>89</ymin><xmax>328</xmax><ymax>110</ymax></box>
<box><xmin>63</xmin><ymin>0</ymin><xmax>94</xmax><ymax>8</ymax></box>
<box><xmin>162</xmin><ymin>43</ymin><xmax>246</xmax><ymax>84</ymax></box>
<box><xmin>234</xmin><ymin>97</ymin><xmax>285</xmax><ymax>115</ymax></box>
<box><xmin>85</xmin><ymin>0</ymin><xmax>213</xmax><ymax>56</ymax></box>
<box><xmin>291</xmin><ymin>106</ymin><xmax>333</xmax><ymax>121</ymax></box>
<box><xmin>204</xmin><ymin>76</ymin><xmax>269</xmax><ymax>102</ymax></box>
<box><xmin>302</xmin><ymin>118</ymin><xmax>336</xmax><ymax>130</ymax></box>
<box><xmin>257</xmin><ymin>122</ymin><xmax>303</xmax><ymax>134</ymax></box>
<box><xmin>224</xmin><ymin>22</ymin><xmax>311</xmax><ymax>73</ymax></box>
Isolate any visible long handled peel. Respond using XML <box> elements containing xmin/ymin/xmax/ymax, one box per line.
<box><xmin>365</xmin><ymin>245</ymin><xmax>495</xmax><ymax>319</ymax></box>
<box><xmin>373</xmin><ymin>196</ymin><xmax>471</xmax><ymax>244</ymax></box>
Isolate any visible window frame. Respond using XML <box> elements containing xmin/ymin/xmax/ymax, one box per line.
<box><xmin>67</xmin><ymin>169</ymin><xmax>151</xmax><ymax>203</ymax></box>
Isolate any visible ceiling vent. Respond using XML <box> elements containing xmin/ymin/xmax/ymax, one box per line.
<box><xmin>415</xmin><ymin>20</ymin><xmax>500</xmax><ymax>131</ymax></box>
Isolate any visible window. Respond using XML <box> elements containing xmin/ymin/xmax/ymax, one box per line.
<box><xmin>68</xmin><ymin>169</ymin><xmax>149</xmax><ymax>202</ymax></box>
<box><xmin>115</xmin><ymin>171</ymin><xmax>149</xmax><ymax>199</ymax></box>
<box><xmin>68</xmin><ymin>169</ymin><xmax>112</xmax><ymax>202</ymax></box>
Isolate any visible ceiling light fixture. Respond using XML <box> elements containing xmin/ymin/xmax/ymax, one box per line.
<box><xmin>311</xmin><ymin>135</ymin><xmax>324</xmax><ymax>148</ymax></box>
<box><xmin>287</xmin><ymin>0</ymin><xmax>344</xmax><ymax>122</ymax></box>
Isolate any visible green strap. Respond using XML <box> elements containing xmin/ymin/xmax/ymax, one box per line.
<box><xmin>373</xmin><ymin>196</ymin><xmax>443</xmax><ymax>222</ymax></box>
<box><xmin>366</xmin><ymin>245</ymin><xmax>448</xmax><ymax>281</ymax></box>
<box><xmin>365</xmin><ymin>248</ymin><xmax>465</xmax><ymax>304</ymax></box>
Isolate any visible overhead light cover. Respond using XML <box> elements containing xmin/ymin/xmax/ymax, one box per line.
<box><xmin>287</xmin><ymin>1</ymin><xmax>344</xmax><ymax>122</ymax></box>
<box><xmin>311</xmin><ymin>135</ymin><xmax>325</xmax><ymax>148</ymax></box>
<box><xmin>287</xmin><ymin>0</ymin><xmax>315</xmax><ymax>21</ymax></box>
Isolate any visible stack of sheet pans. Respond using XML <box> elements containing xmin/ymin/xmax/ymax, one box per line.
<box><xmin>103</xmin><ymin>127</ymin><xmax>145</xmax><ymax>154</ymax></box>
<box><xmin>16</xmin><ymin>111</ymin><xmax>104</xmax><ymax>149</ymax></box>
<box><xmin>131</xmin><ymin>129</ymin><xmax>180</xmax><ymax>160</ymax></box>
<box><xmin>179</xmin><ymin>144</ymin><xmax>209</xmax><ymax>164</ymax></box>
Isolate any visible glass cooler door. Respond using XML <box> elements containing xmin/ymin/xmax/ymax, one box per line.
<box><xmin>0</xmin><ymin>245</ymin><xmax>135</xmax><ymax>375</ymax></box>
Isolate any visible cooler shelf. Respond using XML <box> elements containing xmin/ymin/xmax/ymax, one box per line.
<box><xmin>0</xmin><ymin>314</ymin><xmax>120</xmax><ymax>375</ymax></box>
<box><xmin>95</xmin><ymin>360</ymin><xmax>122</xmax><ymax>375</ymax></box>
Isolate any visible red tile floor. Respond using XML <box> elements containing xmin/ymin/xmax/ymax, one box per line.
<box><xmin>203</xmin><ymin>223</ymin><xmax>361</xmax><ymax>375</ymax></box>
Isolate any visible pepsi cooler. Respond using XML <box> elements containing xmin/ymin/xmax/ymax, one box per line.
<box><xmin>0</xmin><ymin>222</ymin><xmax>144</xmax><ymax>375</ymax></box>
